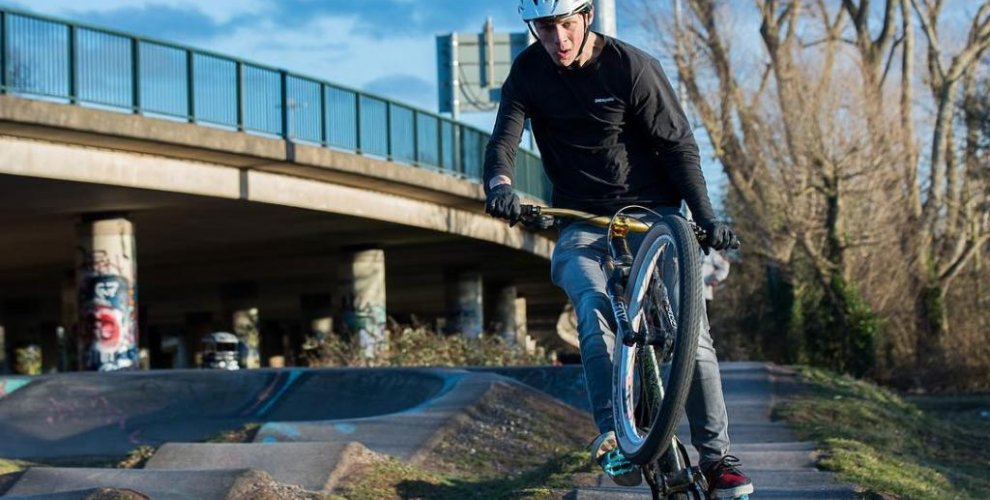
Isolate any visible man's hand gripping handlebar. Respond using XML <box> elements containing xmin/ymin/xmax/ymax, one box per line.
<box><xmin>517</xmin><ymin>204</ymin><xmax>740</xmax><ymax>251</ymax></box>
<box><xmin>518</xmin><ymin>205</ymin><xmax>557</xmax><ymax>231</ymax></box>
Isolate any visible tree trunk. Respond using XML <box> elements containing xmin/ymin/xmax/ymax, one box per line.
<box><xmin>916</xmin><ymin>283</ymin><xmax>948</xmax><ymax>370</ymax></box>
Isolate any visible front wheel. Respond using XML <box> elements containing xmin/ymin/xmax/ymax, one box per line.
<box><xmin>613</xmin><ymin>215</ymin><xmax>704</xmax><ymax>464</ymax></box>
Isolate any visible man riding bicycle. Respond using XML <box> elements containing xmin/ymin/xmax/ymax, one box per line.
<box><xmin>482</xmin><ymin>1</ymin><xmax>753</xmax><ymax>498</ymax></box>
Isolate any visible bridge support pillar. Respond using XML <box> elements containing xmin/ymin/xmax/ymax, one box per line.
<box><xmin>301</xmin><ymin>293</ymin><xmax>333</xmax><ymax>366</ymax></box>
<box><xmin>494</xmin><ymin>285</ymin><xmax>522</xmax><ymax>345</ymax></box>
<box><xmin>76</xmin><ymin>215</ymin><xmax>139</xmax><ymax>371</ymax></box>
<box><xmin>514</xmin><ymin>296</ymin><xmax>528</xmax><ymax>347</ymax></box>
<box><xmin>59</xmin><ymin>273</ymin><xmax>78</xmax><ymax>371</ymax></box>
<box><xmin>183</xmin><ymin>311</ymin><xmax>214</xmax><ymax>368</ymax></box>
<box><xmin>222</xmin><ymin>282</ymin><xmax>261</xmax><ymax>369</ymax></box>
<box><xmin>339</xmin><ymin>249</ymin><xmax>387</xmax><ymax>361</ymax></box>
<box><xmin>446</xmin><ymin>271</ymin><xmax>483</xmax><ymax>338</ymax></box>
<box><xmin>232</xmin><ymin>307</ymin><xmax>261</xmax><ymax>368</ymax></box>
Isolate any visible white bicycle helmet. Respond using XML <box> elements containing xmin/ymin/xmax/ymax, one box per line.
<box><xmin>518</xmin><ymin>0</ymin><xmax>593</xmax><ymax>22</ymax></box>
<box><xmin>519</xmin><ymin>0</ymin><xmax>595</xmax><ymax>69</ymax></box>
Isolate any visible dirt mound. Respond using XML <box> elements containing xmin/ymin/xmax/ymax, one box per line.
<box><xmin>290</xmin><ymin>380</ymin><xmax>599</xmax><ymax>498</ymax></box>
<box><xmin>226</xmin><ymin>469</ymin><xmax>325</xmax><ymax>500</ymax></box>
<box><xmin>83</xmin><ymin>488</ymin><xmax>150</xmax><ymax>500</ymax></box>
<box><xmin>419</xmin><ymin>380</ymin><xmax>597</xmax><ymax>475</ymax></box>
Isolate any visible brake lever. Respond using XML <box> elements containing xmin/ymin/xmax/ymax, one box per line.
<box><xmin>691</xmin><ymin>223</ymin><xmax>741</xmax><ymax>250</ymax></box>
<box><xmin>518</xmin><ymin>205</ymin><xmax>555</xmax><ymax>231</ymax></box>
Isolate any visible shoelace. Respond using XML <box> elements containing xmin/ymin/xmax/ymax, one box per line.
<box><xmin>711</xmin><ymin>454</ymin><xmax>743</xmax><ymax>475</ymax></box>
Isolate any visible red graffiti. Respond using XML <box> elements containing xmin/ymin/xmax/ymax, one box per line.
<box><xmin>87</xmin><ymin>304</ymin><xmax>123</xmax><ymax>353</ymax></box>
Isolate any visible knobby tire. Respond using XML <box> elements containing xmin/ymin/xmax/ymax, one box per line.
<box><xmin>613</xmin><ymin>215</ymin><xmax>704</xmax><ymax>464</ymax></box>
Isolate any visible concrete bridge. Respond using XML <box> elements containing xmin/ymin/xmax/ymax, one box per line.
<box><xmin>0</xmin><ymin>7</ymin><xmax>571</xmax><ymax>373</ymax></box>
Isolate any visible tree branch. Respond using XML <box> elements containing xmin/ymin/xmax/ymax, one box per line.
<box><xmin>937</xmin><ymin>232</ymin><xmax>990</xmax><ymax>287</ymax></box>
<box><xmin>880</xmin><ymin>35</ymin><xmax>905</xmax><ymax>86</ymax></box>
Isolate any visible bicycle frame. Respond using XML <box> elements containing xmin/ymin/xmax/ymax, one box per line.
<box><xmin>519</xmin><ymin>205</ymin><xmax>709</xmax><ymax>499</ymax></box>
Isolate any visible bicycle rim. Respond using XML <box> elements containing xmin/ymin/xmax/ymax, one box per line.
<box><xmin>613</xmin><ymin>215</ymin><xmax>704</xmax><ymax>464</ymax></box>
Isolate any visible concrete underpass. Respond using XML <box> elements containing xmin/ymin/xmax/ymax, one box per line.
<box><xmin>0</xmin><ymin>96</ymin><xmax>571</xmax><ymax>373</ymax></box>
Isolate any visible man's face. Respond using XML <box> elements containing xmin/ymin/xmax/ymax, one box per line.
<box><xmin>532</xmin><ymin>12</ymin><xmax>589</xmax><ymax>67</ymax></box>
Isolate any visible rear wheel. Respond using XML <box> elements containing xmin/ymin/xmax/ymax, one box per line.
<box><xmin>613</xmin><ymin>215</ymin><xmax>704</xmax><ymax>464</ymax></box>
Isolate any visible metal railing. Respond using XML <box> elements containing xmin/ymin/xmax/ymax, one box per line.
<box><xmin>0</xmin><ymin>7</ymin><xmax>550</xmax><ymax>201</ymax></box>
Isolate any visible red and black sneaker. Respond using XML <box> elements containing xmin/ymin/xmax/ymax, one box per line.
<box><xmin>703</xmin><ymin>455</ymin><xmax>754</xmax><ymax>499</ymax></box>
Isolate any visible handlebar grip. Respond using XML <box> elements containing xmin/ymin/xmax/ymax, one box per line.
<box><xmin>520</xmin><ymin>204</ymin><xmax>540</xmax><ymax>217</ymax></box>
<box><xmin>692</xmin><ymin>223</ymin><xmax>742</xmax><ymax>250</ymax></box>
<box><xmin>517</xmin><ymin>205</ymin><xmax>554</xmax><ymax>231</ymax></box>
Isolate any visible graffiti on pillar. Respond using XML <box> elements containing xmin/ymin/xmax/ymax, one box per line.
<box><xmin>450</xmin><ymin>306</ymin><xmax>483</xmax><ymax>338</ymax></box>
<box><xmin>80</xmin><ymin>274</ymin><xmax>138</xmax><ymax>371</ymax></box>
<box><xmin>342</xmin><ymin>298</ymin><xmax>387</xmax><ymax>360</ymax></box>
<box><xmin>233</xmin><ymin>309</ymin><xmax>261</xmax><ymax>369</ymax></box>
<box><xmin>339</xmin><ymin>250</ymin><xmax>387</xmax><ymax>361</ymax></box>
<box><xmin>78</xmin><ymin>222</ymin><xmax>138</xmax><ymax>373</ymax></box>
<box><xmin>447</xmin><ymin>274</ymin><xmax>483</xmax><ymax>338</ymax></box>
<box><xmin>81</xmin><ymin>249</ymin><xmax>129</xmax><ymax>278</ymax></box>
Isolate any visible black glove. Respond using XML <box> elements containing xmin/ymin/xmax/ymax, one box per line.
<box><xmin>486</xmin><ymin>184</ymin><xmax>521</xmax><ymax>224</ymax></box>
<box><xmin>700</xmin><ymin>220</ymin><xmax>739</xmax><ymax>254</ymax></box>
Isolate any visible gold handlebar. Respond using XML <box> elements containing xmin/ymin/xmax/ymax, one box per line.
<box><xmin>520</xmin><ymin>206</ymin><xmax>653</xmax><ymax>233</ymax></box>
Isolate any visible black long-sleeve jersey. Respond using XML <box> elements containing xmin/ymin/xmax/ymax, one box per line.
<box><xmin>483</xmin><ymin>34</ymin><xmax>716</xmax><ymax>224</ymax></box>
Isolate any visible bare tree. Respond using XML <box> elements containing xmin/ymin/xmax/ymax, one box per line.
<box><xmin>851</xmin><ymin>0</ymin><xmax>990</xmax><ymax>363</ymax></box>
<box><xmin>633</xmin><ymin>0</ymin><xmax>914</xmax><ymax>374</ymax></box>
<box><xmin>630</xmin><ymin>0</ymin><xmax>990</xmax><ymax>381</ymax></box>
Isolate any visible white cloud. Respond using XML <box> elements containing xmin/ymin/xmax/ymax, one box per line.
<box><xmin>22</xmin><ymin>0</ymin><xmax>268</xmax><ymax>24</ymax></box>
<box><xmin>187</xmin><ymin>15</ymin><xmax>440</xmax><ymax>110</ymax></box>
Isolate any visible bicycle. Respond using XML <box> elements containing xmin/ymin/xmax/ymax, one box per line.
<box><xmin>519</xmin><ymin>204</ymin><xmax>735</xmax><ymax>500</ymax></box>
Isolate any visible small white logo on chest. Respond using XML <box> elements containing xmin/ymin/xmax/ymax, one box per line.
<box><xmin>594</xmin><ymin>97</ymin><xmax>616</xmax><ymax>104</ymax></box>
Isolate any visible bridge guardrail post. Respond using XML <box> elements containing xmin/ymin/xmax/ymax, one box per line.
<box><xmin>355</xmin><ymin>92</ymin><xmax>362</xmax><ymax>155</ymax></box>
<box><xmin>385</xmin><ymin>100</ymin><xmax>392</xmax><ymax>161</ymax></box>
<box><xmin>131</xmin><ymin>37</ymin><xmax>140</xmax><ymax>114</ymax></box>
<box><xmin>437</xmin><ymin>117</ymin><xmax>444</xmax><ymax>170</ymax></box>
<box><xmin>68</xmin><ymin>24</ymin><xmax>77</xmax><ymax>104</ymax></box>
<box><xmin>319</xmin><ymin>82</ymin><xmax>327</xmax><ymax>146</ymax></box>
<box><xmin>455</xmin><ymin>123</ymin><xmax>463</xmax><ymax>176</ymax></box>
<box><xmin>1</xmin><ymin>11</ymin><xmax>6</xmax><ymax>94</ymax></box>
<box><xmin>412</xmin><ymin>109</ymin><xmax>419</xmax><ymax>166</ymax></box>
<box><xmin>279</xmin><ymin>69</ymin><xmax>288</xmax><ymax>140</ymax></box>
<box><xmin>236</xmin><ymin>61</ymin><xmax>244</xmax><ymax>131</ymax></box>
<box><xmin>186</xmin><ymin>49</ymin><xmax>195</xmax><ymax>123</ymax></box>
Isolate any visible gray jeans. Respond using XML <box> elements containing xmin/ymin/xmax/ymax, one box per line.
<box><xmin>550</xmin><ymin>212</ymin><xmax>730</xmax><ymax>465</ymax></box>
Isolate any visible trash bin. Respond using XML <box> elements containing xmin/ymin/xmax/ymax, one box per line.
<box><xmin>201</xmin><ymin>332</ymin><xmax>240</xmax><ymax>370</ymax></box>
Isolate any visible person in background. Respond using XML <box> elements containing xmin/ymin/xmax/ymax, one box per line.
<box><xmin>703</xmin><ymin>250</ymin><xmax>731</xmax><ymax>304</ymax></box>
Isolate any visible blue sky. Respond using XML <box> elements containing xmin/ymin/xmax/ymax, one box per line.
<box><xmin>0</xmin><ymin>0</ymin><xmax>733</xmax><ymax>206</ymax></box>
<box><xmin>0</xmin><ymin>0</ymin><xmax>537</xmax><ymax>115</ymax></box>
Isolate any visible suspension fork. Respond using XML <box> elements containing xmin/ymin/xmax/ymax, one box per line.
<box><xmin>601</xmin><ymin>231</ymin><xmax>639</xmax><ymax>347</ymax></box>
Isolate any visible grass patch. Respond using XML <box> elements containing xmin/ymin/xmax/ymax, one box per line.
<box><xmin>0</xmin><ymin>458</ymin><xmax>30</xmax><ymax>475</ymax></box>
<box><xmin>776</xmin><ymin>366</ymin><xmax>990</xmax><ymax>499</ymax></box>
<box><xmin>116</xmin><ymin>446</ymin><xmax>157</xmax><ymax>469</ymax></box>
<box><xmin>202</xmin><ymin>422</ymin><xmax>261</xmax><ymax>443</ymax></box>
<box><xmin>1</xmin><ymin>458</ymin><xmax>37</xmax><ymax>496</ymax></box>
<box><xmin>330</xmin><ymin>449</ymin><xmax>591</xmax><ymax>499</ymax></box>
